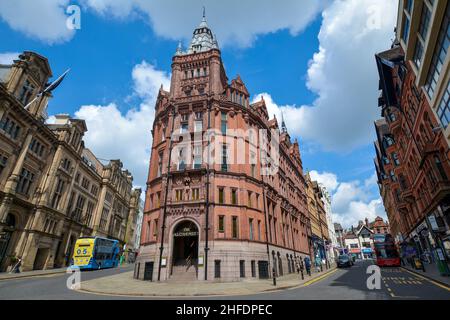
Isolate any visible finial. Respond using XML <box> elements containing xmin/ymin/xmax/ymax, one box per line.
<box><xmin>203</xmin><ymin>6</ymin><xmax>206</xmax><ymax>18</ymax></box>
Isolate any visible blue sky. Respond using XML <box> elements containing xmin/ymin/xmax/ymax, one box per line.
<box><xmin>0</xmin><ymin>0</ymin><xmax>399</xmax><ymax>227</ymax></box>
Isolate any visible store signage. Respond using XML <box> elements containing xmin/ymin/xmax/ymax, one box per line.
<box><xmin>428</xmin><ymin>215</ymin><xmax>439</xmax><ymax>231</ymax></box>
<box><xmin>174</xmin><ymin>227</ymin><xmax>199</xmax><ymax>237</ymax></box>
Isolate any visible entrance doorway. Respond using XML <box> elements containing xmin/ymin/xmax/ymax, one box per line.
<box><xmin>171</xmin><ymin>221</ymin><xmax>199</xmax><ymax>279</ymax></box>
<box><xmin>33</xmin><ymin>248</ymin><xmax>49</xmax><ymax>270</ymax></box>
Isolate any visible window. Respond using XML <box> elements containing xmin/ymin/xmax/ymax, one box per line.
<box><xmin>437</xmin><ymin>80</ymin><xmax>450</xmax><ymax>129</ymax></box>
<box><xmin>74</xmin><ymin>195</ymin><xmax>86</xmax><ymax>221</ymax></box>
<box><xmin>240</xmin><ymin>260</ymin><xmax>245</xmax><ymax>278</ymax></box>
<box><xmin>392</xmin><ymin>153</ymin><xmax>400</xmax><ymax>166</ymax></box>
<box><xmin>424</xmin><ymin>2</ymin><xmax>450</xmax><ymax>98</ymax></box>
<box><xmin>194</xmin><ymin>120</ymin><xmax>202</xmax><ymax>133</ymax></box>
<box><xmin>180</xmin><ymin>123</ymin><xmax>188</xmax><ymax>134</ymax></box>
<box><xmin>18</xmin><ymin>80</ymin><xmax>35</xmax><ymax>105</ymax></box>
<box><xmin>16</xmin><ymin>168</ymin><xmax>34</xmax><ymax>195</ymax></box>
<box><xmin>81</xmin><ymin>177</ymin><xmax>90</xmax><ymax>190</ymax></box>
<box><xmin>434</xmin><ymin>155</ymin><xmax>448</xmax><ymax>180</ymax></box>
<box><xmin>232</xmin><ymin>216</ymin><xmax>238</xmax><ymax>238</ymax></box>
<box><xmin>100</xmin><ymin>208</ymin><xmax>109</xmax><ymax>231</ymax></box>
<box><xmin>193</xmin><ymin>145</ymin><xmax>202</xmax><ymax>169</ymax></box>
<box><xmin>153</xmin><ymin>219</ymin><xmax>159</xmax><ymax>237</ymax></box>
<box><xmin>157</xmin><ymin>151</ymin><xmax>163</xmax><ymax>177</ymax></box>
<box><xmin>251</xmin><ymin>260</ymin><xmax>256</xmax><ymax>277</ymax></box>
<box><xmin>249</xmin><ymin>218</ymin><xmax>254</xmax><ymax>240</ymax></box>
<box><xmin>85</xmin><ymin>201</ymin><xmax>94</xmax><ymax>226</ymax></box>
<box><xmin>402</xmin><ymin>13</ymin><xmax>411</xmax><ymax>43</ymax></box>
<box><xmin>51</xmin><ymin>178</ymin><xmax>65</xmax><ymax>209</ymax></box>
<box><xmin>214</xmin><ymin>260</ymin><xmax>221</xmax><ymax>278</ymax></box>
<box><xmin>29</xmin><ymin>138</ymin><xmax>45</xmax><ymax>157</ymax></box>
<box><xmin>0</xmin><ymin>155</ymin><xmax>7</xmax><ymax>175</ymax></box>
<box><xmin>413</xmin><ymin>2</ymin><xmax>432</xmax><ymax>68</ymax></box>
<box><xmin>248</xmin><ymin>191</ymin><xmax>252</xmax><ymax>207</ymax></box>
<box><xmin>221</xmin><ymin>112</ymin><xmax>227</xmax><ymax>135</ymax></box>
<box><xmin>350</xmin><ymin>244</ymin><xmax>358</xmax><ymax>249</ymax></box>
<box><xmin>91</xmin><ymin>184</ymin><xmax>99</xmax><ymax>196</ymax></box>
<box><xmin>0</xmin><ymin>116</ymin><xmax>21</xmax><ymax>139</ymax></box>
<box><xmin>221</xmin><ymin>144</ymin><xmax>228</xmax><ymax>172</ymax></box>
<box><xmin>178</xmin><ymin>148</ymin><xmax>186</xmax><ymax>170</ymax></box>
<box><xmin>175</xmin><ymin>189</ymin><xmax>183</xmax><ymax>202</ymax></box>
<box><xmin>156</xmin><ymin>192</ymin><xmax>161</xmax><ymax>207</ymax></box>
<box><xmin>258</xmin><ymin>220</ymin><xmax>261</xmax><ymax>240</ymax></box>
<box><xmin>218</xmin><ymin>187</ymin><xmax>224</xmax><ymax>204</ymax></box>
<box><xmin>218</xmin><ymin>215</ymin><xmax>225</xmax><ymax>233</ymax></box>
<box><xmin>192</xmin><ymin>188</ymin><xmax>200</xmax><ymax>201</ymax></box>
<box><xmin>231</xmin><ymin>188</ymin><xmax>237</xmax><ymax>205</ymax></box>
<box><xmin>75</xmin><ymin>173</ymin><xmax>80</xmax><ymax>184</ymax></box>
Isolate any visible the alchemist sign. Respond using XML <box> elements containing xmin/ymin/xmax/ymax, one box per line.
<box><xmin>174</xmin><ymin>227</ymin><xmax>199</xmax><ymax>237</ymax></box>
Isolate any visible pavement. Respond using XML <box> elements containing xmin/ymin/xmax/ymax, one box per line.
<box><xmin>0</xmin><ymin>260</ymin><xmax>449</xmax><ymax>299</ymax></box>
<box><xmin>78</xmin><ymin>265</ymin><xmax>337</xmax><ymax>297</ymax></box>
<box><xmin>401</xmin><ymin>262</ymin><xmax>450</xmax><ymax>287</ymax></box>
<box><xmin>0</xmin><ymin>267</ymin><xmax>68</xmax><ymax>281</ymax></box>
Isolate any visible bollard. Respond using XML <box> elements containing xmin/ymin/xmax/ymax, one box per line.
<box><xmin>301</xmin><ymin>270</ymin><xmax>304</xmax><ymax>280</ymax></box>
<box><xmin>272</xmin><ymin>268</ymin><xmax>277</xmax><ymax>286</ymax></box>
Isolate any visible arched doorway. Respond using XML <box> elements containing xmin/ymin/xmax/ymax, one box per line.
<box><xmin>0</xmin><ymin>214</ymin><xmax>16</xmax><ymax>271</ymax></box>
<box><xmin>171</xmin><ymin>220</ymin><xmax>199</xmax><ymax>279</ymax></box>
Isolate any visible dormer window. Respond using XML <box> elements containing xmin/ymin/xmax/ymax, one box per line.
<box><xmin>18</xmin><ymin>80</ymin><xmax>36</xmax><ymax>106</ymax></box>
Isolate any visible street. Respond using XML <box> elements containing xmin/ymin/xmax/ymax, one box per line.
<box><xmin>0</xmin><ymin>261</ymin><xmax>448</xmax><ymax>300</ymax></box>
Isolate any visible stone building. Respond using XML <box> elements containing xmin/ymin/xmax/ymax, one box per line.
<box><xmin>305</xmin><ymin>174</ymin><xmax>327</xmax><ymax>264</ymax></box>
<box><xmin>136</xmin><ymin>14</ymin><xmax>311</xmax><ymax>282</ymax></box>
<box><xmin>374</xmin><ymin>0</ymin><xmax>450</xmax><ymax>275</ymax></box>
<box><xmin>0</xmin><ymin>51</ymin><xmax>141</xmax><ymax>272</ymax></box>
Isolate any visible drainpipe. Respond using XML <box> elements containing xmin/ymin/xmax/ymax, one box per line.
<box><xmin>204</xmin><ymin>99</ymin><xmax>211</xmax><ymax>281</ymax></box>
<box><xmin>157</xmin><ymin>106</ymin><xmax>176</xmax><ymax>282</ymax></box>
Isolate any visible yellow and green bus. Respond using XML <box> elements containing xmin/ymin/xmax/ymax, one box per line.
<box><xmin>71</xmin><ymin>237</ymin><xmax>120</xmax><ymax>270</ymax></box>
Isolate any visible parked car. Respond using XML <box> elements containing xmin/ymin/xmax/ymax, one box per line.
<box><xmin>337</xmin><ymin>254</ymin><xmax>352</xmax><ymax>268</ymax></box>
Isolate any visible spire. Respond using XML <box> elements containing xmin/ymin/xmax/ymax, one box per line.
<box><xmin>186</xmin><ymin>8</ymin><xmax>219</xmax><ymax>54</ymax></box>
<box><xmin>175</xmin><ymin>41</ymin><xmax>183</xmax><ymax>56</ymax></box>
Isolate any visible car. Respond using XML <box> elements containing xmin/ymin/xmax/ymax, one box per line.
<box><xmin>337</xmin><ymin>254</ymin><xmax>352</xmax><ymax>268</ymax></box>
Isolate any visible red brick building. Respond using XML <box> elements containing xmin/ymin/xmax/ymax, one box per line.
<box><xmin>135</xmin><ymin>14</ymin><xmax>311</xmax><ymax>282</ymax></box>
<box><xmin>374</xmin><ymin>0</ymin><xmax>450</xmax><ymax>274</ymax></box>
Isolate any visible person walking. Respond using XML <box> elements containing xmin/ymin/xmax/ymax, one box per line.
<box><xmin>315</xmin><ymin>256</ymin><xmax>321</xmax><ymax>273</ymax></box>
<box><xmin>304</xmin><ymin>256</ymin><xmax>311</xmax><ymax>276</ymax></box>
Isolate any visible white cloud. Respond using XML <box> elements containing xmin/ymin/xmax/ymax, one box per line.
<box><xmin>0</xmin><ymin>52</ymin><xmax>19</xmax><ymax>64</ymax></box>
<box><xmin>255</xmin><ymin>0</ymin><xmax>397</xmax><ymax>152</ymax></box>
<box><xmin>72</xmin><ymin>61</ymin><xmax>171</xmax><ymax>189</ymax></box>
<box><xmin>0</xmin><ymin>0</ymin><xmax>75</xmax><ymax>44</ymax></box>
<box><xmin>80</xmin><ymin>0</ymin><xmax>327</xmax><ymax>47</ymax></box>
<box><xmin>309</xmin><ymin>170</ymin><xmax>339</xmax><ymax>192</ymax></box>
<box><xmin>309</xmin><ymin>170</ymin><xmax>386</xmax><ymax>228</ymax></box>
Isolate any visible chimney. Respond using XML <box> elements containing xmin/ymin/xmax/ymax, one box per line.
<box><xmin>365</xmin><ymin>218</ymin><xmax>369</xmax><ymax>227</ymax></box>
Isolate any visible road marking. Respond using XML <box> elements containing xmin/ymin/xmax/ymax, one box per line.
<box><xmin>402</xmin><ymin>268</ymin><xmax>450</xmax><ymax>292</ymax></box>
<box><xmin>301</xmin><ymin>269</ymin><xmax>339</xmax><ymax>287</ymax></box>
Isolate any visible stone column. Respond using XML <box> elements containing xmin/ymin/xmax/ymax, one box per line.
<box><xmin>0</xmin><ymin>128</ymin><xmax>35</xmax><ymax>223</ymax></box>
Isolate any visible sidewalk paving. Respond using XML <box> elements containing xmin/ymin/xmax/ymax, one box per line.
<box><xmin>0</xmin><ymin>267</ymin><xmax>68</xmax><ymax>281</ymax></box>
<box><xmin>79</xmin><ymin>265</ymin><xmax>338</xmax><ymax>297</ymax></box>
<box><xmin>402</xmin><ymin>263</ymin><xmax>450</xmax><ymax>287</ymax></box>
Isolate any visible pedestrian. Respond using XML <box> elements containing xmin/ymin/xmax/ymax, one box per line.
<box><xmin>304</xmin><ymin>256</ymin><xmax>311</xmax><ymax>276</ymax></box>
<box><xmin>315</xmin><ymin>257</ymin><xmax>321</xmax><ymax>273</ymax></box>
<box><xmin>13</xmin><ymin>258</ymin><xmax>22</xmax><ymax>274</ymax></box>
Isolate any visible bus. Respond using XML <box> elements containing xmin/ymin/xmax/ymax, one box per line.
<box><xmin>71</xmin><ymin>237</ymin><xmax>120</xmax><ymax>270</ymax></box>
<box><xmin>373</xmin><ymin>234</ymin><xmax>401</xmax><ymax>267</ymax></box>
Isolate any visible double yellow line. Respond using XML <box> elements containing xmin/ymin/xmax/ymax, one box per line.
<box><xmin>302</xmin><ymin>268</ymin><xmax>339</xmax><ymax>287</ymax></box>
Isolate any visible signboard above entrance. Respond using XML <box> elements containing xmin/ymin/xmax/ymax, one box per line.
<box><xmin>174</xmin><ymin>227</ymin><xmax>199</xmax><ymax>237</ymax></box>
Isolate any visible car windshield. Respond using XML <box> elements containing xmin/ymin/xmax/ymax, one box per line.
<box><xmin>338</xmin><ymin>255</ymin><xmax>349</xmax><ymax>261</ymax></box>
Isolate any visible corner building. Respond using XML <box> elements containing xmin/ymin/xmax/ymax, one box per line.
<box><xmin>136</xmin><ymin>15</ymin><xmax>310</xmax><ymax>282</ymax></box>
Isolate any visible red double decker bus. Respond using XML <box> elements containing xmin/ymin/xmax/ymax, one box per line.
<box><xmin>373</xmin><ymin>234</ymin><xmax>401</xmax><ymax>267</ymax></box>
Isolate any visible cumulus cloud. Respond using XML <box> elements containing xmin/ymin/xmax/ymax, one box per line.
<box><xmin>72</xmin><ymin>62</ymin><xmax>171</xmax><ymax>189</ymax></box>
<box><xmin>0</xmin><ymin>52</ymin><xmax>19</xmax><ymax>64</ymax></box>
<box><xmin>80</xmin><ymin>0</ymin><xmax>327</xmax><ymax>47</ymax></box>
<box><xmin>0</xmin><ymin>0</ymin><xmax>75</xmax><ymax>44</ymax></box>
<box><xmin>310</xmin><ymin>170</ymin><xmax>385</xmax><ymax>228</ymax></box>
<box><xmin>256</xmin><ymin>0</ymin><xmax>397</xmax><ymax>152</ymax></box>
